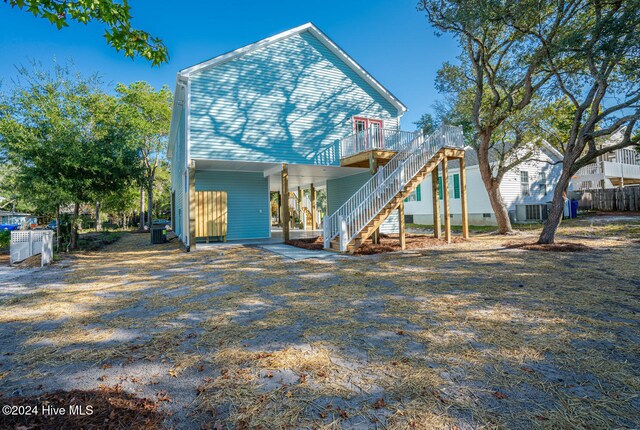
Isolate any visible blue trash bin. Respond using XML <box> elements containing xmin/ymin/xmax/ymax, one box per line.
<box><xmin>570</xmin><ymin>200</ymin><xmax>579</xmax><ymax>219</ymax></box>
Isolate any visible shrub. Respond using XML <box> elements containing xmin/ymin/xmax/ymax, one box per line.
<box><xmin>0</xmin><ymin>230</ymin><xmax>10</xmax><ymax>249</ymax></box>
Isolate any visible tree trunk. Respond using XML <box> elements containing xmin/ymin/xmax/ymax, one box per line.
<box><xmin>70</xmin><ymin>202</ymin><xmax>79</xmax><ymax>250</ymax></box>
<box><xmin>55</xmin><ymin>204</ymin><xmax>61</xmax><ymax>253</ymax></box>
<box><xmin>475</xmin><ymin>134</ymin><xmax>514</xmax><ymax>235</ymax></box>
<box><xmin>139</xmin><ymin>187</ymin><xmax>145</xmax><ymax>231</ymax></box>
<box><xmin>485</xmin><ymin>184</ymin><xmax>514</xmax><ymax>234</ymax></box>
<box><xmin>147</xmin><ymin>176</ymin><xmax>154</xmax><ymax>230</ymax></box>
<box><xmin>95</xmin><ymin>201</ymin><xmax>100</xmax><ymax>232</ymax></box>
<box><xmin>538</xmin><ymin>168</ymin><xmax>573</xmax><ymax>244</ymax></box>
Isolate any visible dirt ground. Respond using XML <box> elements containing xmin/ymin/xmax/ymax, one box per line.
<box><xmin>1</xmin><ymin>215</ymin><xmax>639</xmax><ymax>429</ymax></box>
<box><xmin>287</xmin><ymin>234</ymin><xmax>465</xmax><ymax>255</ymax></box>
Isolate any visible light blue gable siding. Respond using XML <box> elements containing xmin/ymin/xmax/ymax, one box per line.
<box><xmin>171</xmin><ymin>109</ymin><xmax>186</xmax><ymax>239</ymax></box>
<box><xmin>194</xmin><ymin>171</ymin><xmax>270</xmax><ymax>240</ymax></box>
<box><xmin>327</xmin><ymin>171</ymin><xmax>399</xmax><ymax>234</ymax></box>
<box><xmin>189</xmin><ymin>31</ymin><xmax>400</xmax><ymax>166</ymax></box>
<box><xmin>326</xmin><ymin>172</ymin><xmax>370</xmax><ymax>214</ymax></box>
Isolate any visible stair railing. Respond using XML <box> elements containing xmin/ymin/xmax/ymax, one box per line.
<box><xmin>324</xmin><ymin>125</ymin><xmax>464</xmax><ymax>250</ymax></box>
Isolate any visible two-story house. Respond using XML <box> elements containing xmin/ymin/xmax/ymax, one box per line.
<box><xmin>169</xmin><ymin>23</ymin><xmax>467</xmax><ymax>252</ymax></box>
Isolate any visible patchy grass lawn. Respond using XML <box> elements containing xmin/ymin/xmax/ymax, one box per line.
<box><xmin>1</xmin><ymin>215</ymin><xmax>639</xmax><ymax>429</ymax></box>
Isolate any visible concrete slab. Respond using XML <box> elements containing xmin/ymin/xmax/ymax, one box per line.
<box><xmin>257</xmin><ymin>244</ymin><xmax>345</xmax><ymax>261</ymax></box>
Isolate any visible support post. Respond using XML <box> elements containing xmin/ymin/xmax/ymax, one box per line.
<box><xmin>398</xmin><ymin>201</ymin><xmax>406</xmax><ymax>250</ymax></box>
<box><xmin>298</xmin><ymin>186</ymin><xmax>303</xmax><ymax>229</ymax></box>
<box><xmin>310</xmin><ymin>184</ymin><xmax>317</xmax><ymax>230</ymax></box>
<box><xmin>460</xmin><ymin>156</ymin><xmax>469</xmax><ymax>239</ymax></box>
<box><xmin>281</xmin><ymin>164</ymin><xmax>290</xmax><ymax>241</ymax></box>
<box><xmin>431</xmin><ymin>165</ymin><xmax>441</xmax><ymax>239</ymax></box>
<box><xmin>277</xmin><ymin>192</ymin><xmax>282</xmax><ymax>226</ymax></box>
<box><xmin>188</xmin><ymin>160</ymin><xmax>197</xmax><ymax>251</ymax></box>
<box><xmin>442</xmin><ymin>156</ymin><xmax>451</xmax><ymax>244</ymax></box>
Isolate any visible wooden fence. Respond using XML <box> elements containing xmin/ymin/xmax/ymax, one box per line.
<box><xmin>579</xmin><ymin>187</ymin><xmax>640</xmax><ymax>212</ymax></box>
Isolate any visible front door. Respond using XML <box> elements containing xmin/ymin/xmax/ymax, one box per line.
<box><xmin>353</xmin><ymin>117</ymin><xmax>384</xmax><ymax>150</ymax></box>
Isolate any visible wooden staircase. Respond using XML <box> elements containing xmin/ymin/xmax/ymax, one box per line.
<box><xmin>324</xmin><ymin>125</ymin><xmax>465</xmax><ymax>253</ymax></box>
<box><xmin>328</xmin><ymin>150</ymin><xmax>448</xmax><ymax>252</ymax></box>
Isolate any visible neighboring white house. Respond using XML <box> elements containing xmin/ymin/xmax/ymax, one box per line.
<box><xmin>571</xmin><ymin>128</ymin><xmax>640</xmax><ymax>190</ymax></box>
<box><xmin>405</xmin><ymin>143</ymin><xmax>564</xmax><ymax>226</ymax></box>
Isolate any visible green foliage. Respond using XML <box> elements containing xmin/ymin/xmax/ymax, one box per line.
<box><xmin>5</xmin><ymin>0</ymin><xmax>168</xmax><ymax>65</ymax></box>
<box><xmin>0</xmin><ymin>230</ymin><xmax>10</xmax><ymax>249</ymax></box>
<box><xmin>116</xmin><ymin>81</ymin><xmax>172</xmax><ymax>228</ymax></box>
<box><xmin>0</xmin><ymin>60</ymin><xmax>141</xmax><ymax>212</ymax></box>
<box><xmin>413</xmin><ymin>113</ymin><xmax>438</xmax><ymax>135</ymax></box>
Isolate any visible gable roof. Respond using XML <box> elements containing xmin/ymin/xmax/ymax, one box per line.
<box><xmin>177</xmin><ymin>22</ymin><xmax>407</xmax><ymax>114</ymax></box>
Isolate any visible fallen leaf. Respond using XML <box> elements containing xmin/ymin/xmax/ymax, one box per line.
<box><xmin>493</xmin><ymin>391</ymin><xmax>508</xmax><ymax>399</ymax></box>
<box><xmin>372</xmin><ymin>398</ymin><xmax>386</xmax><ymax>409</ymax></box>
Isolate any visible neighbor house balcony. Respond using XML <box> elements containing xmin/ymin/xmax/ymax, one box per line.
<box><xmin>339</xmin><ymin>126</ymin><xmax>419</xmax><ymax>168</ymax></box>
<box><xmin>574</xmin><ymin>148</ymin><xmax>640</xmax><ymax>188</ymax></box>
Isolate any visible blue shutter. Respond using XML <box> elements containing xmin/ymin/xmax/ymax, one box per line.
<box><xmin>416</xmin><ymin>184</ymin><xmax>421</xmax><ymax>202</ymax></box>
<box><xmin>438</xmin><ymin>176</ymin><xmax>443</xmax><ymax>200</ymax></box>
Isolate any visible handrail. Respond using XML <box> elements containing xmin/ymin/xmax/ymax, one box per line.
<box><xmin>339</xmin><ymin>126</ymin><xmax>419</xmax><ymax>159</ymax></box>
<box><xmin>324</xmin><ymin>125</ymin><xmax>464</xmax><ymax>250</ymax></box>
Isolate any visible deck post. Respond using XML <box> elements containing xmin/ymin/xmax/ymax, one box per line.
<box><xmin>442</xmin><ymin>155</ymin><xmax>451</xmax><ymax>244</ymax></box>
<box><xmin>460</xmin><ymin>156</ymin><xmax>469</xmax><ymax>239</ymax></box>
<box><xmin>188</xmin><ymin>160</ymin><xmax>197</xmax><ymax>251</ymax></box>
<box><xmin>281</xmin><ymin>164</ymin><xmax>290</xmax><ymax>241</ymax></box>
<box><xmin>398</xmin><ymin>200</ymin><xmax>406</xmax><ymax>250</ymax></box>
<box><xmin>310</xmin><ymin>183</ymin><xmax>317</xmax><ymax>230</ymax></box>
<box><xmin>431</xmin><ymin>165</ymin><xmax>441</xmax><ymax>239</ymax></box>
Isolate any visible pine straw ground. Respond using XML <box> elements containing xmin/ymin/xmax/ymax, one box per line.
<box><xmin>0</xmin><ymin>216</ymin><xmax>639</xmax><ymax>429</ymax></box>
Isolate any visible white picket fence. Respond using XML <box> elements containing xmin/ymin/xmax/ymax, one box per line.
<box><xmin>10</xmin><ymin>230</ymin><xmax>54</xmax><ymax>266</ymax></box>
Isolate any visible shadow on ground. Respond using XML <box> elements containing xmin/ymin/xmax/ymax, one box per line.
<box><xmin>1</xmin><ymin>217</ymin><xmax>639</xmax><ymax>429</ymax></box>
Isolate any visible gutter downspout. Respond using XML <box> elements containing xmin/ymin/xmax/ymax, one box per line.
<box><xmin>177</xmin><ymin>77</ymin><xmax>191</xmax><ymax>251</ymax></box>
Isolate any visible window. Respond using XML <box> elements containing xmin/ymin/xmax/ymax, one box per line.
<box><xmin>538</xmin><ymin>172</ymin><xmax>547</xmax><ymax>196</ymax></box>
<box><xmin>520</xmin><ymin>171</ymin><xmax>530</xmax><ymax>196</ymax></box>
<box><xmin>405</xmin><ymin>184</ymin><xmax>422</xmax><ymax>202</ymax></box>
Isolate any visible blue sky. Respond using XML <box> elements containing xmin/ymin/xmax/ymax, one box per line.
<box><xmin>0</xmin><ymin>0</ymin><xmax>459</xmax><ymax>128</ymax></box>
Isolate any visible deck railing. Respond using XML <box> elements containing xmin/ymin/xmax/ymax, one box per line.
<box><xmin>324</xmin><ymin>125</ymin><xmax>464</xmax><ymax>250</ymax></box>
<box><xmin>339</xmin><ymin>126</ymin><xmax>419</xmax><ymax>160</ymax></box>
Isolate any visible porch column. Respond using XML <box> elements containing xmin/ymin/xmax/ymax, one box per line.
<box><xmin>442</xmin><ymin>156</ymin><xmax>451</xmax><ymax>244</ymax></box>
<box><xmin>310</xmin><ymin>184</ymin><xmax>317</xmax><ymax>230</ymax></box>
<box><xmin>298</xmin><ymin>186</ymin><xmax>303</xmax><ymax>229</ymax></box>
<box><xmin>431</xmin><ymin>165</ymin><xmax>441</xmax><ymax>239</ymax></box>
<box><xmin>460</xmin><ymin>156</ymin><xmax>469</xmax><ymax>239</ymax></box>
<box><xmin>277</xmin><ymin>192</ymin><xmax>282</xmax><ymax>226</ymax></box>
<box><xmin>188</xmin><ymin>160</ymin><xmax>197</xmax><ymax>251</ymax></box>
<box><xmin>398</xmin><ymin>200</ymin><xmax>406</xmax><ymax>250</ymax></box>
<box><xmin>370</xmin><ymin>154</ymin><xmax>380</xmax><ymax>245</ymax></box>
<box><xmin>281</xmin><ymin>164</ymin><xmax>290</xmax><ymax>241</ymax></box>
